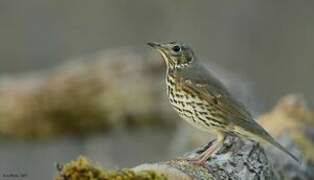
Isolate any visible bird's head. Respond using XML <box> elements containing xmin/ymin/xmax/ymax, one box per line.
<box><xmin>147</xmin><ymin>41</ymin><xmax>195</xmax><ymax>69</ymax></box>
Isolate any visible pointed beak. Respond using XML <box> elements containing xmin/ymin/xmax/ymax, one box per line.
<box><xmin>147</xmin><ymin>42</ymin><xmax>173</xmax><ymax>66</ymax></box>
<box><xmin>147</xmin><ymin>42</ymin><xmax>161</xmax><ymax>48</ymax></box>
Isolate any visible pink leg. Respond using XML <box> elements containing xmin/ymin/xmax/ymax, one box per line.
<box><xmin>188</xmin><ymin>133</ymin><xmax>225</xmax><ymax>165</ymax></box>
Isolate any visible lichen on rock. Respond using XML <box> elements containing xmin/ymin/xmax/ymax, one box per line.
<box><xmin>55</xmin><ymin>156</ymin><xmax>167</xmax><ymax>180</ymax></box>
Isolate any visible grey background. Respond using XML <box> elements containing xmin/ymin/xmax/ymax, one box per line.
<box><xmin>1</xmin><ymin>0</ymin><xmax>314</xmax><ymax>111</ymax></box>
<box><xmin>0</xmin><ymin>1</ymin><xmax>313</xmax><ymax>179</ymax></box>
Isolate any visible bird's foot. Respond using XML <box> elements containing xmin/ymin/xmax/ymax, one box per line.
<box><xmin>177</xmin><ymin>135</ymin><xmax>225</xmax><ymax>166</ymax></box>
<box><xmin>186</xmin><ymin>156</ymin><xmax>209</xmax><ymax>166</ymax></box>
<box><xmin>176</xmin><ymin>154</ymin><xmax>210</xmax><ymax>166</ymax></box>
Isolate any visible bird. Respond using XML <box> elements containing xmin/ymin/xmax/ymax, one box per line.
<box><xmin>147</xmin><ymin>41</ymin><xmax>299</xmax><ymax>164</ymax></box>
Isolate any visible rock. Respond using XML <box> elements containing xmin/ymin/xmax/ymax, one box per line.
<box><xmin>55</xmin><ymin>156</ymin><xmax>167</xmax><ymax>180</ymax></box>
<box><xmin>134</xmin><ymin>136</ymin><xmax>278</xmax><ymax>180</ymax></box>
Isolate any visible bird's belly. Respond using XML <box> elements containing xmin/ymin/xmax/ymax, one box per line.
<box><xmin>167</xmin><ymin>87</ymin><xmax>220</xmax><ymax>132</ymax></box>
<box><xmin>179</xmin><ymin>112</ymin><xmax>213</xmax><ymax>132</ymax></box>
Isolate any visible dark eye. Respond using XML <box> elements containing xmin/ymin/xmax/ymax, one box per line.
<box><xmin>172</xmin><ymin>45</ymin><xmax>181</xmax><ymax>52</ymax></box>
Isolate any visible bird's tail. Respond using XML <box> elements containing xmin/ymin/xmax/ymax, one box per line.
<box><xmin>238</xmin><ymin>119</ymin><xmax>300</xmax><ymax>163</ymax></box>
<box><xmin>261</xmin><ymin>134</ymin><xmax>300</xmax><ymax>163</ymax></box>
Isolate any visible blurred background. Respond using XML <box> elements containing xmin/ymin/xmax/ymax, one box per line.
<box><xmin>0</xmin><ymin>0</ymin><xmax>314</xmax><ymax>179</ymax></box>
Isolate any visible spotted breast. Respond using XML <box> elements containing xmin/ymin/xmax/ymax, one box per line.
<box><xmin>166</xmin><ymin>72</ymin><xmax>227</xmax><ymax>132</ymax></box>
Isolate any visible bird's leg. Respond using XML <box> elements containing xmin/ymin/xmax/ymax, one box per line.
<box><xmin>188</xmin><ymin>133</ymin><xmax>225</xmax><ymax>165</ymax></box>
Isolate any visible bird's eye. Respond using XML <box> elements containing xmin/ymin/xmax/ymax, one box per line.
<box><xmin>172</xmin><ymin>45</ymin><xmax>181</xmax><ymax>52</ymax></box>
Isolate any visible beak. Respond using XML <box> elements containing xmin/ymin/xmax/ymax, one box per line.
<box><xmin>147</xmin><ymin>42</ymin><xmax>174</xmax><ymax>66</ymax></box>
<box><xmin>147</xmin><ymin>42</ymin><xmax>161</xmax><ymax>48</ymax></box>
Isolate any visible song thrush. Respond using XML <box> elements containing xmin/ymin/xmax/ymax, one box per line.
<box><xmin>148</xmin><ymin>41</ymin><xmax>299</xmax><ymax>164</ymax></box>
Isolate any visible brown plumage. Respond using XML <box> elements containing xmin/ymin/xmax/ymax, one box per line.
<box><xmin>148</xmin><ymin>41</ymin><xmax>299</xmax><ymax>164</ymax></box>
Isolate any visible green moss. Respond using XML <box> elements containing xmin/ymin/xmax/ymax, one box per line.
<box><xmin>55</xmin><ymin>156</ymin><xmax>167</xmax><ymax>180</ymax></box>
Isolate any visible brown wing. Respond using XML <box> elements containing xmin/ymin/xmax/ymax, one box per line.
<box><xmin>175</xmin><ymin>75</ymin><xmax>254</xmax><ymax>124</ymax></box>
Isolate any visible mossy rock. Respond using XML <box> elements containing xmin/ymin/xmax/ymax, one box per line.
<box><xmin>55</xmin><ymin>156</ymin><xmax>167</xmax><ymax>180</ymax></box>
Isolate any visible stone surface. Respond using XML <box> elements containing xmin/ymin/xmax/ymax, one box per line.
<box><xmin>134</xmin><ymin>136</ymin><xmax>278</xmax><ymax>180</ymax></box>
